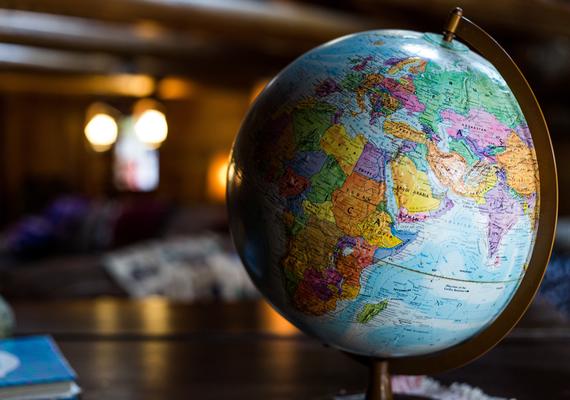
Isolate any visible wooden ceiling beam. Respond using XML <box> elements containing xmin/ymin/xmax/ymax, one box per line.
<box><xmin>0</xmin><ymin>71</ymin><xmax>156</xmax><ymax>97</ymax></box>
<box><xmin>353</xmin><ymin>0</ymin><xmax>570</xmax><ymax>38</ymax></box>
<box><xmin>0</xmin><ymin>43</ymin><xmax>124</xmax><ymax>73</ymax></box>
<box><xmin>0</xmin><ymin>0</ymin><xmax>379</xmax><ymax>46</ymax></box>
<box><xmin>0</xmin><ymin>41</ymin><xmax>286</xmax><ymax>87</ymax></box>
<box><xmin>0</xmin><ymin>9</ymin><xmax>210</xmax><ymax>58</ymax></box>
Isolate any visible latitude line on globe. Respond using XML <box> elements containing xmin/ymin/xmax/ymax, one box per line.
<box><xmin>373</xmin><ymin>258</ymin><xmax>524</xmax><ymax>284</ymax></box>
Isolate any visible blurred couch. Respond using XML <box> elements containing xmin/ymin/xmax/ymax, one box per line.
<box><xmin>0</xmin><ymin>197</ymin><xmax>237</xmax><ymax>300</ymax></box>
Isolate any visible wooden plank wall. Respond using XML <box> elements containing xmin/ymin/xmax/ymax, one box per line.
<box><xmin>0</xmin><ymin>86</ymin><xmax>250</xmax><ymax>225</ymax></box>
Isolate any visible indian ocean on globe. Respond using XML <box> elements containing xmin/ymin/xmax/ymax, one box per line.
<box><xmin>228</xmin><ymin>29</ymin><xmax>545</xmax><ymax>360</ymax></box>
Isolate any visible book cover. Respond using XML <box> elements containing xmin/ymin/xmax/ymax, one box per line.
<box><xmin>0</xmin><ymin>336</ymin><xmax>76</xmax><ymax>388</ymax></box>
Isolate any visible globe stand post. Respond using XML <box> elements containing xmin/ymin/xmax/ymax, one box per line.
<box><xmin>365</xmin><ymin>360</ymin><xmax>392</xmax><ymax>400</ymax></box>
<box><xmin>363</xmin><ymin>359</ymin><xmax>430</xmax><ymax>400</ymax></box>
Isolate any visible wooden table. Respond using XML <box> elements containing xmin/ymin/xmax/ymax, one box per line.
<box><xmin>10</xmin><ymin>299</ymin><xmax>570</xmax><ymax>399</ymax></box>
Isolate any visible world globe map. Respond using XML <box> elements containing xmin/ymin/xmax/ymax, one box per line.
<box><xmin>227</xmin><ymin>30</ymin><xmax>540</xmax><ymax>358</ymax></box>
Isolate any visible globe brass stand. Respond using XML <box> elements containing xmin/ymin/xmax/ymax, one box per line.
<box><xmin>363</xmin><ymin>359</ymin><xmax>428</xmax><ymax>400</ymax></box>
<box><xmin>360</xmin><ymin>7</ymin><xmax>558</xmax><ymax>400</ymax></box>
<box><xmin>366</xmin><ymin>360</ymin><xmax>392</xmax><ymax>400</ymax></box>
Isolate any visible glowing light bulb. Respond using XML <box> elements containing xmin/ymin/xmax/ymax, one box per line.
<box><xmin>84</xmin><ymin>113</ymin><xmax>118</xmax><ymax>152</ymax></box>
<box><xmin>134</xmin><ymin>109</ymin><xmax>168</xmax><ymax>148</ymax></box>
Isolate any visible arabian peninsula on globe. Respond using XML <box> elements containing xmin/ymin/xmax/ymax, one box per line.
<box><xmin>227</xmin><ymin>30</ymin><xmax>539</xmax><ymax>358</ymax></box>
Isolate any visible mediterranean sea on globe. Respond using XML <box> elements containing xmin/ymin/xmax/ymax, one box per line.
<box><xmin>227</xmin><ymin>30</ymin><xmax>539</xmax><ymax>358</ymax></box>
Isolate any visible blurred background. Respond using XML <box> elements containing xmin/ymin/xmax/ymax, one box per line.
<box><xmin>0</xmin><ymin>0</ymin><xmax>569</xmax><ymax>305</ymax></box>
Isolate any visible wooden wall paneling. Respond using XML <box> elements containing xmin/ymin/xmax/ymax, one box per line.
<box><xmin>1</xmin><ymin>95</ymin><xmax>24</xmax><ymax>223</ymax></box>
<box><xmin>158</xmin><ymin>87</ymin><xmax>249</xmax><ymax>203</ymax></box>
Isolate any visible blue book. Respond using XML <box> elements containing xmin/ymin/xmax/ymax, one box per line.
<box><xmin>0</xmin><ymin>336</ymin><xmax>80</xmax><ymax>400</ymax></box>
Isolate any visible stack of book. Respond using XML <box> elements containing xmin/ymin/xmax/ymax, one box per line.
<box><xmin>0</xmin><ymin>336</ymin><xmax>80</xmax><ymax>400</ymax></box>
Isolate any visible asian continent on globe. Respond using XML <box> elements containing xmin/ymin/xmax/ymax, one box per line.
<box><xmin>227</xmin><ymin>30</ymin><xmax>539</xmax><ymax>357</ymax></box>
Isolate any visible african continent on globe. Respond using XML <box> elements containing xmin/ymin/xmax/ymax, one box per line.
<box><xmin>227</xmin><ymin>30</ymin><xmax>539</xmax><ymax>358</ymax></box>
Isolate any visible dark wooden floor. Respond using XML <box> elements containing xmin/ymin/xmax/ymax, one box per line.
<box><xmin>10</xmin><ymin>299</ymin><xmax>570</xmax><ymax>399</ymax></box>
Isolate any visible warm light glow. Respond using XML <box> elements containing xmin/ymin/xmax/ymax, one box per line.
<box><xmin>84</xmin><ymin>113</ymin><xmax>118</xmax><ymax>152</ymax></box>
<box><xmin>104</xmin><ymin>74</ymin><xmax>154</xmax><ymax>98</ymax></box>
<box><xmin>158</xmin><ymin>76</ymin><xmax>196</xmax><ymax>100</ymax></box>
<box><xmin>93</xmin><ymin>298</ymin><xmax>121</xmax><ymax>333</ymax></box>
<box><xmin>258</xmin><ymin>301</ymin><xmax>299</xmax><ymax>336</ymax></box>
<box><xmin>207</xmin><ymin>153</ymin><xmax>230</xmax><ymax>202</ymax></box>
<box><xmin>139</xmin><ymin>297</ymin><xmax>170</xmax><ymax>335</ymax></box>
<box><xmin>134</xmin><ymin>109</ymin><xmax>168</xmax><ymax>149</ymax></box>
<box><xmin>134</xmin><ymin>20</ymin><xmax>165</xmax><ymax>39</ymax></box>
<box><xmin>249</xmin><ymin>78</ymin><xmax>270</xmax><ymax>103</ymax></box>
<box><xmin>0</xmin><ymin>73</ymin><xmax>155</xmax><ymax>97</ymax></box>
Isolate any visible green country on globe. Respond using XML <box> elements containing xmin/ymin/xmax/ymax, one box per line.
<box><xmin>227</xmin><ymin>30</ymin><xmax>539</xmax><ymax>357</ymax></box>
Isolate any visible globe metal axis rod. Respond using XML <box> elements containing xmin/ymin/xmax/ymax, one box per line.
<box><xmin>442</xmin><ymin>7</ymin><xmax>463</xmax><ymax>42</ymax></box>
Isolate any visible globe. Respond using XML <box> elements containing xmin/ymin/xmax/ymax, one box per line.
<box><xmin>227</xmin><ymin>29</ymin><xmax>548</xmax><ymax>360</ymax></box>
